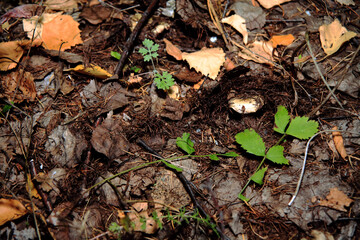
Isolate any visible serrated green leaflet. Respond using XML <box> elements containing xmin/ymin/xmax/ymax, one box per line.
<box><xmin>176</xmin><ymin>132</ymin><xmax>195</xmax><ymax>155</ymax></box>
<box><xmin>238</xmin><ymin>194</ymin><xmax>249</xmax><ymax>202</ymax></box>
<box><xmin>266</xmin><ymin>145</ymin><xmax>289</xmax><ymax>165</ymax></box>
<box><xmin>235</xmin><ymin>129</ymin><xmax>265</xmax><ymax>157</ymax></box>
<box><xmin>154</xmin><ymin>71</ymin><xmax>174</xmax><ymax>90</ymax></box>
<box><xmin>273</xmin><ymin>105</ymin><xmax>290</xmax><ymax>134</ymax></box>
<box><xmin>250</xmin><ymin>167</ymin><xmax>267</xmax><ymax>185</ymax></box>
<box><xmin>286</xmin><ymin>116</ymin><xmax>319</xmax><ymax>139</ymax></box>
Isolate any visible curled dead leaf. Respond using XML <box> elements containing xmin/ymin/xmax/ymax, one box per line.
<box><xmin>331</xmin><ymin>126</ymin><xmax>347</xmax><ymax>159</ymax></box>
<box><xmin>164</xmin><ymin>38</ymin><xmax>183</xmax><ymax>60</ymax></box>
<box><xmin>221</xmin><ymin>14</ymin><xmax>248</xmax><ymax>44</ymax></box>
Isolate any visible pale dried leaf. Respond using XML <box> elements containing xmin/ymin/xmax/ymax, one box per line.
<box><xmin>319</xmin><ymin>18</ymin><xmax>357</xmax><ymax>55</ymax></box>
<box><xmin>335</xmin><ymin>0</ymin><xmax>355</xmax><ymax>5</ymax></box>
<box><xmin>319</xmin><ymin>188</ymin><xmax>353</xmax><ymax>212</ymax></box>
<box><xmin>257</xmin><ymin>0</ymin><xmax>292</xmax><ymax>9</ymax></box>
<box><xmin>238</xmin><ymin>40</ymin><xmax>274</xmax><ymax>65</ymax></box>
<box><xmin>182</xmin><ymin>47</ymin><xmax>225</xmax><ymax>80</ymax></box>
<box><xmin>221</xmin><ymin>14</ymin><xmax>248</xmax><ymax>44</ymax></box>
<box><xmin>45</xmin><ymin>0</ymin><xmax>79</xmax><ymax>11</ymax></box>
<box><xmin>331</xmin><ymin>126</ymin><xmax>347</xmax><ymax>159</ymax></box>
<box><xmin>164</xmin><ymin>38</ymin><xmax>183</xmax><ymax>60</ymax></box>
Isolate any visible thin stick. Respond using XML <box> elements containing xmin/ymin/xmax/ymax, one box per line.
<box><xmin>106</xmin><ymin>0</ymin><xmax>159</xmax><ymax>81</ymax></box>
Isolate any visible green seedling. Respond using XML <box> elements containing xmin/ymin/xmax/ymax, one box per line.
<box><xmin>139</xmin><ymin>38</ymin><xmax>175</xmax><ymax>90</ymax></box>
<box><xmin>111</xmin><ymin>51</ymin><xmax>142</xmax><ymax>73</ymax></box>
<box><xmin>236</xmin><ymin>105</ymin><xmax>318</xmax><ymax>202</ymax></box>
<box><xmin>108</xmin><ymin>222</ymin><xmax>123</xmax><ymax>240</ymax></box>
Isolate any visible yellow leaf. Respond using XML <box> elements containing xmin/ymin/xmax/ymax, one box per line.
<box><xmin>0</xmin><ymin>199</ymin><xmax>29</xmax><ymax>225</ymax></box>
<box><xmin>65</xmin><ymin>64</ymin><xmax>112</xmax><ymax>79</ymax></box>
<box><xmin>26</xmin><ymin>173</ymin><xmax>41</xmax><ymax>199</ymax></box>
<box><xmin>221</xmin><ymin>14</ymin><xmax>248</xmax><ymax>44</ymax></box>
<box><xmin>182</xmin><ymin>48</ymin><xmax>225</xmax><ymax>80</ymax></box>
<box><xmin>319</xmin><ymin>19</ymin><xmax>357</xmax><ymax>55</ymax></box>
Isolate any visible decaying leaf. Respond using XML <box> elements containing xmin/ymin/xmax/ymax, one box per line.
<box><xmin>221</xmin><ymin>14</ymin><xmax>248</xmax><ymax>44</ymax></box>
<box><xmin>0</xmin><ymin>199</ymin><xmax>29</xmax><ymax>225</ymax></box>
<box><xmin>319</xmin><ymin>188</ymin><xmax>353</xmax><ymax>212</ymax></box>
<box><xmin>332</xmin><ymin>126</ymin><xmax>347</xmax><ymax>159</ymax></box>
<box><xmin>238</xmin><ymin>40</ymin><xmax>274</xmax><ymax>65</ymax></box>
<box><xmin>335</xmin><ymin>0</ymin><xmax>355</xmax><ymax>5</ymax></box>
<box><xmin>164</xmin><ymin>38</ymin><xmax>183</xmax><ymax>60</ymax></box>
<box><xmin>182</xmin><ymin>47</ymin><xmax>225</xmax><ymax>80</ymax></box>
<box><xmin>0</xmin><ymin>4</ymin><xmax>40</xmax><ymax>24</ymax></box>
<box><xmin>44</xmin><ymin>0</ymin><xmax>79</xmax><ymax>11</ymax></box>
<box><xmin>126</xmin><ymin>203</ymin><xmax>161</xmax><ymax>234</ymax></box>
<box><xmin>257</xmin><ymin>0</ymin><xmax>292</xmax><ymax>9</ymax></box>
<box><xmin>270</xmin><ymin>34</ymin><xmax>295</xmax><ymax>48</ymax></box>
<box><xmin>319</xmin><ymin>18</ymin><xmax>357</xmax><ymax>55</ymax></box>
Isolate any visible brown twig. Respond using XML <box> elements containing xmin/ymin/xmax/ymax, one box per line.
<box><xmin>105</xmin><ymin>0</ymin><xmax>159</xmax><ymax>81</ymax></box>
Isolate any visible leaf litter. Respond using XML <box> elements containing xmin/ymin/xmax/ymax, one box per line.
<box><xmin>0</xmin><ymin>0</ymin><xmax>359</xmax><ymax>239</ymax></box>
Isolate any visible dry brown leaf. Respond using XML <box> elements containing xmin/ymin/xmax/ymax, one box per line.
<box><xmin>332</xmin><ymin>126</ymin><xmax>347</xmax><ymax>159</ymax></box>
<box><xmin>128</xmin><ymin>73</ymin><xmax>143</xmax><ymax>83</ymax></box>
<box><xmin>42</xmin><ymin>14</ymin><xmax>83</xmax><ymax>50</ymax></box>
<box><xmin>270</xmin><ymin>34</ymin><xmax>295</xmax><ymax>48</ymax></box>
<box><xmin>65</xmin><ymin>64</ymin><xmax>112</xmax><ymax>79</ymax></box>
<box><xmin>127</xmin><ymin>203</ymin><xmax>160</xmax><ymax>234</ymax></box>
<box><xmin>0</xmin><ymin>199</ymin><xmax>29</xmax><ymax>225</ymax></box>
<box><xmin>238</xmin><ymin>40</ymin><xmax>274</xmax><ymax>65</ymax></box>
<box><xmin>182</xmin><ymin>48</ymin><xmax>225</xmax><ymax>80</ymax></box>
<box><xmin>319</xmin><ymin>188</ymin><xmax>353</xmax><ymax>212</ymax></box>
<box><xmin>257</xmin><ymin>0</ymin><xmax>292</xmax><ymax>9</ymax></box>
<box><xmin>164</xmin><ymin>38</ymin><xmax>183</xmax><ymax>60</ymax></box>
<box><xmin>319</xmin><ymin>18</ymin><xmax>357</xmax><ymax>55</ymax></box>
<box><xmin>224</xmin><ymin>57</ymin><xmax>236</xmax><ymax>71</ymax></box>
<box><xmin>0</xmin><ymin>69</ymin><xmax>37</xmax><ymax>103</ymax></box>
<box><xmin>26</xmin><ymin>173</ymin><xmax>41</xmax><ymax>199</ymax></box>
<box><xmin>44</xmin><ymin>0</ymin><xmax>79</xmax><ymax>11</ymax></box>
<box><xmin>221</xmin><ymin>14</ymin><xmax>248</xmax><ymax>44</ymax></box>
<box><xmin>335</xmin><ymin>0</ymin><xmax>355</xmax><ymax>5</ymax></box>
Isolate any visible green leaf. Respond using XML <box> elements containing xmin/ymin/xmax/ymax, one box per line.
<box><xmin>250</xmin><ymin>167</ymin><xmax>267</xmax><ymax>185</ymax></box>
<box><xmin>108</xmin><ymin>222</ymin><xmax>122</xmax><ymax>233</ymax></box>
<box><xmin>138</xmin><ymin>47</ymin><xmax>148</xmax><ymax>56</ymax></box>
<box><xmin>176</xmin><ymin>132</ymin><xmax>195</xmax><ymax>154</ymax></box>
<box><xmin>131</xmin><ymin>66</ymin><xmax>141</xmax><ymax>73</ymax></box>
<box><xmin>235</xmin><ymin>129</ymin><xmax>266</xmax><ymax>157</ymax></box>
<box><xmin>220</xmin><ymin>151</ymin><xmax>239</xmax><ymax>157</ymax></box>
<box><xmin>286</xmin><ymin>116</ymin><xmax>319</xmax><ymax>139</ymax></box>
<box><xmin>140</xmin><ymin>217</ymin><xmax>146</xmax><ymax>231</ymax></box>
<box><xmin>150</xmin><ymin>43</ymin><xmax>159</xmax><ymax>53</ymax></box>
<box><xmin>110</xmin><ymin>51</ymin><xmax>121</xmax><ymax>60</ymax></box>
<box><xmin>273</xmin><ymin>105</ymin><xmax>290</xmax><ymax>134</ymax></box>
<box><xmin>2</xmin><ymin>104</ymin><xmax>12</xmax><ymax>113</ymax></box>
<box><xmin>143</xmin><ymin>54</ymin><xmax>152</xmax><ymax>62</ymax></box>
<box><xmin>238</xmin><ymin>194</ymin><xmax>250</xmax><ymax>202</ymax></box>
<box><xmin>154</xmin><ymin>71</ymin><xmax>175</xmax><ymax>90</ymax></box>
<box><xmin>209</xmin><ymin>154</ymin><xmax>219</xmax><ymax>160</ymax></box>
<box><xmin>266</xmin><ymin>145</ymin><xmax>289</xmax><ymax>165</ymax></box>
<box><xmin>143</xmin><ymin>38</ymin><xmax>154</xmax><ymax>49</ymax></box>
<box><xmin>152</xmin><ymin>211</ymin><xmax>163</xmax><ymax>229</ymax></box>
<box><xmin>162</xmin><ymin>160</ymin><xmax>183</xmax><ymax>172</ymax></box>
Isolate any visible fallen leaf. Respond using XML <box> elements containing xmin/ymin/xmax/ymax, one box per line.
<box><xmin>26</xmin><ymin>173</ymin><xmax>41</xmax><ymax>199</ymax></box>
<box><xmin>221</xmin><ymin>14</ymin><xmax>248</xmax><ymax>44</ymax></box>
<box><xmin>65</xmin><ymin>64</ymin><xmax>112</xmax><ymax>79</ymax></box>
<box><xmin>128</xmin><ymin>73</ymin><xmax>143</xmax><ymax>83</ymax></box>
<box><xmin>238</xmin><ymin>40</ymin><xmax>274</xmax><ymax>65</ymax></box>
<box><xmin>319</xmin><ymin>18</ymin><xmax>357</xmax><ymax>55</ymax></box>
<box><xmin>0</xmin><ymin>4</ymin><xmax>40</xmax><ymax>24</ymax></box>
<box><xmin>164</xmin><ymin>38</ymin><xmax>183</xmax><ymax>60</ymax></box>
<box><xmin>44</xmin><ymin>0</ymin><xmax>79</xmax><ymax>11</ymax></box>
<box><xmin>182</xmin><ymin>47</ymin><xmax>225</xmax><ymax>80</ymax></box>
<box><xmin>257</xmin><ymin>0</ymin><xmax>292</xmax><ymax>9</ymax></box>
<box><xmin>335</xmin><ymin>0</ymin><xmax>355</xmax><ymax>5</ymax></box>
<box><xmin>270</xmin><ymin>34</ymin><xmax>295</xmax><ymax>48</ymax></box>
<box><xmin>224</xmin><ymin>57</ymin><xmax>236</xmax><ymax>71</ymax></box>
<box><xmin>0</xmin><ymin>199</ymin><xmax>29</xmax><ymax>225</ymax></box>
<box><xmin>0</xmin><ymin>69</ymin><xmax>37</xmax><ymax>103</ymax></box>
<box><xmin>0</xmin><ymin>40</ymin><xmax>41</xmax><ymax>71</ymax></box>
<box><xmin>332</xmin><ymin>126</ymin><xmax>347</xmax><ymax>159</ymax></box>
<box><xmin>319</xmin><ymin>188</ymin><xmax>353</xmax><ymax>212</ymax></box>
<box><xmin>42</xmin><ymin>14</ymin><xmax>83</xmax><ymax>50</ymax></box>
<box><xmin>23</xmin><ymin>13</ymin><xmax>62</xmax><ymax>41</ymax></box>
<box><xmin>127</xmin><ymin>203</ymin><xmax>160</xmax><ymax>234</ymax></box>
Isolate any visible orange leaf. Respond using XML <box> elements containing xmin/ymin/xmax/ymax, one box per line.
<box><xmin>182</xmin><ymin>48</ymin><xmax>225</xmax><ymax>80</ymax></box>
<box><xmin>257</xmin><ymin>0</ymin><xmax>292</xmax><ymax>9</ymax></box>
<box><xmin>319</xmin><ymin>19</ymin><xmax>357</xmax><ymax>55</ymax></box>
<box><xmin>65</xmin><ymin>64</ymin><xmax>112</xmax><ymax>79</ymax></box>
<box><xmin>332</xmin><ymin>126</ymin><xmax>347</xmax><ymax>159</ymax></box>
<box><xmin>0</xmin><ymin>199</ymin><xmax>29</xmax><ymax>225</ymax></box>
<box><xmin>270</xmin><ymin>34</ymin><xmax>295</xmax><ymax>48</ymax></box>
<box><xmin>224</xmin><ymin>57</ymin><xmax>236</xmax><ymax>71</ymax></box>
<box><xmin>42</xmin><ymin>14</ymin><xmax>83</xmax><ymax>50</ymax></box>
<box><xmin>164</xmin><ymin>38</ymin><xmax>183</xmax><ymax>60</ymax></box>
